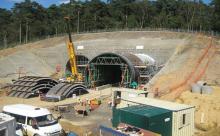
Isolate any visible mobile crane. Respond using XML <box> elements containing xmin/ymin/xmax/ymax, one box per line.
<box><xmin>64</xmin><ymin>17</ymin><xmax>83</xmax><ymax>83</ymax></box>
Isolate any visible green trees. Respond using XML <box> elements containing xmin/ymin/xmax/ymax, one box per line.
<box><xmin>212</xmin><ymin>0</ymin><xmax>220</xmax><ymax>31</ymax></box>
<box><xmin>0</xmin><ymin>0</ymin><xmax>219</xmax><ymax>48</ymax></box>
<box><xmin>12</xmin><ymin>0</ymin><xmax>48</xmax><ymax>43</ymax></box>
<box><xmin>0</xmin><ymin>8</ymin><xmax>12</xmax><ymax>48</ymax></box>
<box><xmin>47</xmin><ymin>4</ymin><xmax>63</xmax><ymax>35</ymax></box>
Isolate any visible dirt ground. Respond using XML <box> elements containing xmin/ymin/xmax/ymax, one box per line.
<box><xmin>0</xmin><ymin>87</ymin><xmax>112</xmax><ymax>109</ymax></box>
<box><xmin>59</xmin><ymin>119</ymin><xmax>87</xmax><ymax>135</ymax></box>
<box><xmin>201</xmin><ymin>47</ymin><xmax>220</xmax><ymax>85</ymax></box>
<box><xmin>196</xmin><ymin>127</ymin><xmax>220</xmax><ymax>136</ymax></box>
<box><xmin>0</xmin><ymin>87</ymin><xmax>113</xmax><ymax>135</ymax></box>
<box><xmin>149</xmin><ymin>36</ymin><xmax>220</xmax><ymax>102</ymax></box>
<box><xmin>175</xmin><ymin>86</ymin><xmax>220</xmax><ymax>135</ymax></box>
<box><xmin>58</xmin><ymin>97</ymin><xmax>112</xmax><ymax>135</ymax></box>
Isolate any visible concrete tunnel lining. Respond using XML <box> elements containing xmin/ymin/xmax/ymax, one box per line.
<box><xmin>87</xmin><ymin>52</ymin><xmax>138</xmax><ymax>87</ymax></box>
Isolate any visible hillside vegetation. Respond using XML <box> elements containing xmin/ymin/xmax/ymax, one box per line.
<box><xmin>0</xmin><ymin>0</ymin><xmax>220</xmax><ymax>48</ymax></box>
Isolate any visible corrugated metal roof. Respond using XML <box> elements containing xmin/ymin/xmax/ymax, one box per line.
<box><xmin>122</xmin><ymin>97</ymin><xmax>194</xmax><ymax>111</ymax></box>
<box><xmin>120</xmin><ymin>105</ymin><xmax>171</xmax><ymax>117</ymax></box>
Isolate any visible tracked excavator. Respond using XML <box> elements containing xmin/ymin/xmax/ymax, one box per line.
<box><xmin>9</xmin><ymin>17</ymin><xmax>88</xmax><ymax>100</ymax></box>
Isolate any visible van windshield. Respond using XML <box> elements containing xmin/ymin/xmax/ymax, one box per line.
<box><xmin>35</xmin><ymin>114</ymin><xmax>57</xmax><ymax>127</ymax></box>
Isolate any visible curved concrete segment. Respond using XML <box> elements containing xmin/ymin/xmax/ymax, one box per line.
<box><xmin>8</xmin><ymin>76</ymin><xmax>58</xmax><ymax>98</ymax></box>
<box><xmin>46</xmin><ymin>83</ymin><xmax>88</xmax><ymax>101</ymax></box>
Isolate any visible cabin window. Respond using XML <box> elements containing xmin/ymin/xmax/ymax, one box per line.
<box><xmin>16</xmin><ymin>115</ymin><xmax>26</xmax><ymax>124</ymax></box>
<box><xmin>182</xmin><ymin>114</ymin><xmax>186</xmax><ymax>125</ymax></box>
<box><xmin>179</xmin><ymin>113</ymin><xmax>190</xmax><ymax>129</ymax></box>
<box><xmin>27</xmin><ymin>117</ymin><xmax>34</xmax><ymax>126</ymax></box>
<box><xmin>8</xmin><ymin>113</ymin><xmax>26</xmax><ymax>124</ymax></box>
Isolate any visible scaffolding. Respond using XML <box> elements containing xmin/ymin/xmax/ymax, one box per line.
<box><xmin>66</xmin><ymin>55</ymin><xmax>89</xmax><ymax>84</ymax></box>
<box><xmin>135</xmin><ymin>65</ymin><xmax>159</xmax><ymax>85</ymax></box>
<box><xmin>85</xmin><ymin>55</ymin><xmax>133</xmax><ymax>88</ymax></box>
<box><xmin>120</xmin><ymin>64</ymin><xmax>130</xmax><ymax>87</ymax></box>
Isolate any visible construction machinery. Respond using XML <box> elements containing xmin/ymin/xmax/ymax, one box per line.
<box><xmin>64</xmin><ymin>16</ymin><xmax>83</xmax><ymax>83</ymax></box>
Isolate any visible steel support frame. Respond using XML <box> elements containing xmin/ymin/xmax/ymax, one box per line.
<box><xmin>92</xmin><ymin>56</ymin><xmax>123</xmax><ymax>65</ymax></box>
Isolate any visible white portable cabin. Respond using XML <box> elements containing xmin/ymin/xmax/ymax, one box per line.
<box><xmin>120</xmin><ymin>96</ymin><xmax>195</xmax><ymax>136</ymax></box>
<box><xmin>113</xmin><ymin>88</ymin><xmax>148</xmax><ymax>98</ymax></box>
<box><xmin>0</xmin><ymin>113</ymin><xmax>16</xmax><ymax>136</ymax></box>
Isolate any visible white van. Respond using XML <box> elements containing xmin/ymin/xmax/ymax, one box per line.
<box><xmin>3</xmin><ymin>104</ymin><xmax>63</xmax><ymax>136</ymax></box>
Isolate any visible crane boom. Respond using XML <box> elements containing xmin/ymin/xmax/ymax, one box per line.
<box><xmin>64</xmin><ymin>17</ymin><xmax>82</xmax><ymax>82</ymax></box>
<box><xmin>67</xmin><ymin>40</ymin><xmax>78</xmax><ymax>76</ymax></box>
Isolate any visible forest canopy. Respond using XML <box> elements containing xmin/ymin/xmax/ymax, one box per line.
<box><xmin>0</xmin><ymin>0</ymin><xmax>220</xmax><ymax>48</ymax></box>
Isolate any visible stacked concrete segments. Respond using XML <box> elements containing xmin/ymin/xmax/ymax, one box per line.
<box><xmin>191</xmin><ymin>81</ymin><xmax>213</xmax><ymax>94</ymax></box>
<box><xmin>8</xmin><ymin>76</ymin><xmax>58</xmax><ymax>98</ymax></box>
<box><xmin>201</xmin><ymin>85</ymin><xmax>213</xmax><ymax>94</ymax></box>
<box><xmin>191</xmin><ymin>84</ymin><xmax>202</xmax><ymax>94</ymax></box>
<box><xmin>46</xmin><ymin>83</ymin><xmax>88</xmax><ymax>101</ymax></box>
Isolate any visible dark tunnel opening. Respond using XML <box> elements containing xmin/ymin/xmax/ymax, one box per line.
<box><xmin>96</xmin><ymin>65</ymin><xmax>122</xmax><ymax>85</ymax></box>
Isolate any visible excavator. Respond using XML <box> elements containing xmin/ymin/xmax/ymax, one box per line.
<box><xmin>63</xmin><ymin>16</ymin><xmax>83</xmax><ymax>83</ymax></box>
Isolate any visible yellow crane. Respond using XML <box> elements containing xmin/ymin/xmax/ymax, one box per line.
<box><xmin>64</xmin><ymin>17</ymin><xmax>83</xmax><ymax>83</ymax></box>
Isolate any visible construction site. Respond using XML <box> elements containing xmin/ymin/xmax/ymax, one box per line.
<box><xmin>0</xmin><ymin>29</ymin><xmax>220</xmax><ymax>136</ymax></box>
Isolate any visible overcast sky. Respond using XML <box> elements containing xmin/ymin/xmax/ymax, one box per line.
<box><xmin>0</xmin><ymin>0</ymin><xmax>212</xmax><ymax>10</ymax></box>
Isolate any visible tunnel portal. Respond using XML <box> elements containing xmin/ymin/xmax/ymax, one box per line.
<box><xmin>66</xmin><ymin>52</ymin><xmax>157</xmax><ymax>88</ymax></box>
<box><xmin>86</xmin><ymin>53</ymin><xmax>137</xmax><ymax>88</ymax></box>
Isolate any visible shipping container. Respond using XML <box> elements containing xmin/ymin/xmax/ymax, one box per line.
<box><xmin>116</xmin><ymin>95</ymin><xmax>195</xmax><ymax>136</ymax></box>
<box><xmin>112</xmin><ymin>105</ymin><xmax>172</xmax><ymax>136</ymax></box>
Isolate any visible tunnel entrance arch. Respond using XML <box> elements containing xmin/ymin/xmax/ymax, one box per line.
<box><xmin>86</xmin><ymin>53</ymin><xmax>137</xmax><ymax>88</ymax></box>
